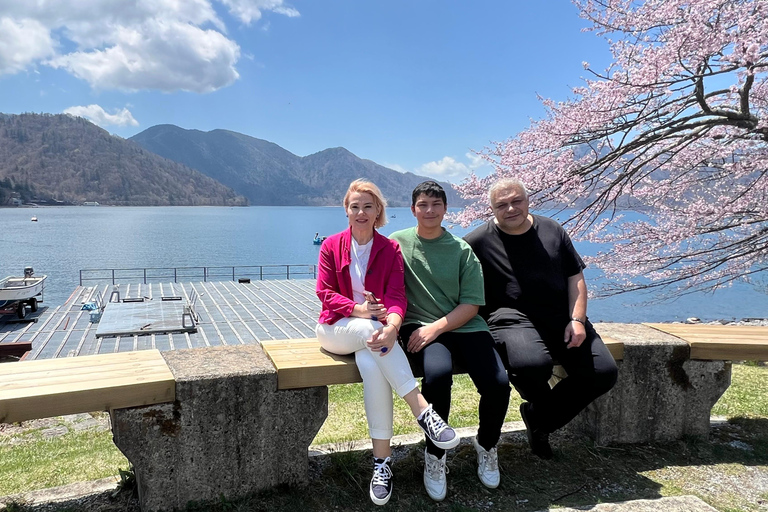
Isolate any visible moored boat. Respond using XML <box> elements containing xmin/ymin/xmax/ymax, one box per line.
<box><xmin>0</xmin><ymin>268</ymin><xmax>46</xmax><ymax>318</ymax></box>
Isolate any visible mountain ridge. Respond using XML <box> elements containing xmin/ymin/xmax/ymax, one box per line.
<box><xmin>130</xmin><ymin>125</ymin><xmax>466</xmax><ymax>207</ymax></box>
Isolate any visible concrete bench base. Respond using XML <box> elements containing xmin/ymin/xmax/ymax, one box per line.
<box><xmin>111</xmin><ymin>345</ymin><xmax>326</xmax><ymax>512</ymax></box>
<box><xmin>563</xmin><ymin>323</ymin><xmax>731</xmax><ymax>445</ymax></box>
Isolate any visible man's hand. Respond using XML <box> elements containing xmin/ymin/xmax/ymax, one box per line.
<box><xmin>407</xmin><ymin>323</ymin><xmax>441</xmax><ymax>353</ymax></box>
<box><xmin>564</xmin><ymin>320</ymin><xmax>586</xmax><ymax>349</ymax></box>
<box><xmin>368</xmin><ymin>324</ymin><xmax>397</xmax><ymax>356</ymax></box>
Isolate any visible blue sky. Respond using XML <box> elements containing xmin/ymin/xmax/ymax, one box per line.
<box><xmin>0</xmin><ymin>1</ymin><xmax>611</xmax><ymax>183</ymax></box>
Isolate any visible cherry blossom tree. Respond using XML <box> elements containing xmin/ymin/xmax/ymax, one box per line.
<box><xmin>456</xmin><ymin>0</ymin><xmax>768</xmax><ymax>297</ymax></box>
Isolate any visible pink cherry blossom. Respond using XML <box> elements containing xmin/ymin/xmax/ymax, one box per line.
<box><xmin>454</xmin><ymin>0</ymin><xmax>768</xmax><ymax>298</ymax></box>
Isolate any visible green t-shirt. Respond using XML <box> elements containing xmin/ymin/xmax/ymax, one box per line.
<box><xmin>390</xmin><ymin>227</ymin><xmax>489</xmax><ymax>333</ymax></box>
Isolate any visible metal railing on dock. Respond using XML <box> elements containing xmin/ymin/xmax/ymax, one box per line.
<box><xmin>79</xmin><ymin>265</ymin><xmax>318</xmax><ymax>286</ymax></box>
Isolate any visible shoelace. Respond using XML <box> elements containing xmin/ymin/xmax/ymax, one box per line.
<box><xmin>479</xmin><ymin>447</ymin><xmax>499</xmax><ymax>472</ymax></box>
<box><xmin>372</xmin><ymin>458</ymin><xmax>392</xmax><ymax>487</ymax></box>
<box><xmin>425</xmin><ymin>455</ymin><xmax>448</xmax><ymax>479</ymax></box>
<box><xmin>423</xmin><ymin>408</ymin><xmax>448</xmax><ymax>438</ymax></box>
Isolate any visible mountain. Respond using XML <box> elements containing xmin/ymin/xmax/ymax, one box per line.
<box><xmin>130</xmin><ymin>125</ymin><xmax>466</xmax><ymax>207</ymax></box>
<box><xmin>0</xmin><ymin>114</ymin><xmax>247</xmax><ymax>206</ymax></box>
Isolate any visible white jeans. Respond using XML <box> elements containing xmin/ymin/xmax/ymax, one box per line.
<box><xmin>316</xmin><ymin>317</ymin><xmax>418</xmax><ymax>440</ymax></box>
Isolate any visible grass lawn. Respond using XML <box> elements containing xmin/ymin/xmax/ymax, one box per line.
<box><xmin>1</xmin><ymin>363</ymin><xmax>767</xmax><ymax>510</ymax></box>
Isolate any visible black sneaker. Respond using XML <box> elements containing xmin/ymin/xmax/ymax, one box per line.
<box><xmin>370</xmin><ymin>457</ymin><xmax>393</xmax><ymax>506</ymax></box>
<box><xmin>519</xmin><ymin>402</ymin><xmax>553</xmax><ymax>459</ymax></box>
<box><xmin>417</xmin><ymin>404</ymin><xmax>459</xmax><ymax>450</ymax></box>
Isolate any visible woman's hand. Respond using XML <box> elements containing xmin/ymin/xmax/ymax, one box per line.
<box><xmin>368</xmin><ymin>324</ymin><xmax>398</xmax><ymax>356</ymax></box>
<box><xmin>352</xmin><ymin>300</ymin><xmax>387</xmax><ymax>321</ymax></box>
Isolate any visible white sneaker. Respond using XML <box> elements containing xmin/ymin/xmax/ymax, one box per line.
<box><xmin>423</xmin><ymin>448</ymin><xmax>448</xmax><ymax>501</ymax></box>
<box><xmin>473</xmin><ymin>436</ymin><xmax>500</xmax><ymax>489</ymax></box>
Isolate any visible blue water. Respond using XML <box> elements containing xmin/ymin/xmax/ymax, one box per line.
<box><xmin>1</xmin><ymin>206</ymin><xmax>766</xmax><ymax>323</ymax></box>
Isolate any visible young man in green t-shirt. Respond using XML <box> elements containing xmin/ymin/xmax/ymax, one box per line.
<box><xmin>390</xmin><ymin>181</ymin><xmax>511</xmax><ymax>501</ymax></box>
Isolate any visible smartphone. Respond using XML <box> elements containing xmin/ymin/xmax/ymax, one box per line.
<box><xmin>364</xmin><ymin>291</ymin><xmax>379</xmax><ymax>304</ymax></box>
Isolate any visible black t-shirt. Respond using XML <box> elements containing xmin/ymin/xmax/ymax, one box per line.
<box><xmin>464</xmin><ymin>215</ymin><xmax>585</xmax><ymax>326</ymax></box>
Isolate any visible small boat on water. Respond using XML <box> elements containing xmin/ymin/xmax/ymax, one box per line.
<box><xmin>313</xmin><ymin>233</ymin><xmax>327</xmax><ymax>245</ymax></box>
<box><xmin>31</xmin><ymin>216</ymin><xmax>38</xmax><ymax>222</ymax></box>
<box><xmin>0</xmin><ymin>268</ymin><xmax>46</xmax><ymax>318</ymax></box>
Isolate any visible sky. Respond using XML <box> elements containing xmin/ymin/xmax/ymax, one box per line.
<box><xmin>0</xmin><ymin>1</ymin><xmax>612</xmax><ymax>183</ymax></box>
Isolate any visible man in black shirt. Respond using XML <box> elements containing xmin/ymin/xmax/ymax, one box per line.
<box><xmin>464</xmin><ymin>178</ymin><xmax>618</xmax><ymax>459</ymax></box>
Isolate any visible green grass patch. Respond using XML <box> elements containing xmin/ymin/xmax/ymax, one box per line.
<box><xmin>712</xmin><ymin>363</ymin><xmax>768</xmax><ymax>417</ymax></box>
<box><xmin>0</xmin><ymin>428</ymin><xmax>128</xmax><ymax>496</ymax></box>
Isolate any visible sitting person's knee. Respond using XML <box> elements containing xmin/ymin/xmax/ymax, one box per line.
<box><xmin>507</xmin><ymin>361</ymin><xmax>553</xmax><ymax>384</ymax></box>
<box><xmin>422</xmin><ymin>369</ymin><xmax>452</xmax><ymax>390</ymax></box>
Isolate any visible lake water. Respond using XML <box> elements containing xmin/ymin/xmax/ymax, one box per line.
<box><xmin>2</xmin><ymin>206</ymin><xmax>766</xmax><ymax>323</ymax></box>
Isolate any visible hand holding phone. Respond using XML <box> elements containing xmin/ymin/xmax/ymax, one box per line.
<box><xmin>364</xmin><ymin>291</ymin><xmax>387</xmax><ymax>322</ymax></box>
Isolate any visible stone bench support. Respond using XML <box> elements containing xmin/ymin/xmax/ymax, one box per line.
<box><xmin>562</xmin><ymin>323</ymin><xmax>731</xmax><ymax>444</ymax></box>
<box><xmin>111</xmin><ymin>345</ymin><xmax>327</xmax><ymax>512</ymax></box>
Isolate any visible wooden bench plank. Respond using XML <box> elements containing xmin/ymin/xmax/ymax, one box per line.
<box><xmin>262</xmin><ymin>336</ymin><xmax>625</xmax><ymax>390</ymax></box>
<box><xmin>262</xmin><ymin>339</ymin><xmax>360</xmax><ymax>389</ymax></box>
<box><xmin>643</xmin><ymin>323</ymin><xmax>768</xmax><ymax>361</ymax></box>
<box><xmin>603</xmin><ymin>336</ymin><xmax>624</xmax><ymax>361</ymax></box>
<box><xmin>0</xmin><ymin>349</ymin><xmax>176</xmax><ymax>423</ymax></box>
<box><xmin>0</xmin><ymin>349</ymin><xmax>164</xmax><ymax>376</ymax></box>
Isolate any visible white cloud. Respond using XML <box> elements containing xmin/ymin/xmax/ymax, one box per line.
<box><xmin>0</xmin><ymin>17</ymin><xmax>56</xmax><ymax>75</ymax></box>
<box><xmin>382</xmin><ymin>163</ymin><xmax>409</xmax><ymax>174</ymax></box>
<box><xmin>49</xmin><ymin>21</ymin><xmax>241</xmax><ymax>93</ymax></box>
<box><xmin>219</xmin><ymin>0</ymin><xmax>299</xmax><ymax>24</ymax></box>
<box><xmin>0</xmin><ymin>0</ymin><xmax>298</xmax><ymax>91</ymax></box>
<box><xmin>63</xmin><ymin>104</ymin><xmax>139</xmax><ymax>127</ymax></box>
<box><xmin>415</xmin><ymin>153</ymin><xmax>493</xmax><ymax>183</ymax></box>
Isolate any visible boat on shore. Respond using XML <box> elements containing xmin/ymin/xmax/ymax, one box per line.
<box><xmin>0</xmin><ymin>268</ymin><xmax>46</xmax><ymax>318</ymax></box>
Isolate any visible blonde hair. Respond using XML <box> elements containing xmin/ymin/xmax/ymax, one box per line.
<box><xmin>343</xmin><ymin>179</ymin><xmax>388</xmax><ymax>229</ymax></box>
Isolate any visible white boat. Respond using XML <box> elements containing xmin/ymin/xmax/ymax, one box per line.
<box><xmin>0</xmin><ymin>269</ymin><xmax>46</xmax><ymax>319</ymax></box>
<box><xmin>31</xmin><ymin>216</ymin><xmax>38</xmax><ymax>222</ymax></box>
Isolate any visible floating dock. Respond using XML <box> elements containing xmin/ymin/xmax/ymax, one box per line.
<box><xmin>0</xmin><ymin>280</ymin><xmax>320</xmax><ymax>360</ymax></box>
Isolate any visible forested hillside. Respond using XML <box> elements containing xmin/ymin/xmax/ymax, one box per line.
<box><xmin>0</xmin><ymin>114</ymin><xmax>247</xmax><ymax>206</ymax></box>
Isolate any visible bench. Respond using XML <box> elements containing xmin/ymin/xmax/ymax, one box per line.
<box><xmin>3</xmin><ymin>323</ymin><xmax>766</xmax><ymax>512</ymax></box>
<box><xmin>0</xmin><ymin>349</ymin><xmax>175</xmax><ymax>424</ymax></box>
<box><xmin>261</xmin><ymin>336</ymin><xmax>626</xmax><ymax>390</ymax></box>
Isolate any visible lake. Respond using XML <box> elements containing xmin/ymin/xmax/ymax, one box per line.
<box><xmin>2</xmin><ymin>205</ymin><xmax>766</xmax><ymax>323</ymax></box>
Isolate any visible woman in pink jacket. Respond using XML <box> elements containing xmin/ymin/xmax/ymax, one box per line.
<box><xmin>316</xmin><ymin>179</ymin><xmax>458</xmax><ymax>506</ymax></box>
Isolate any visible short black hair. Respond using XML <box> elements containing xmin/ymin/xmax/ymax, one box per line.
<box><xmin>411</xmin><ymin>181</ymin><xmax>447</xmax><ymax>207</ymax></box>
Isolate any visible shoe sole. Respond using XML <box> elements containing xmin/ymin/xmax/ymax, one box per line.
<box><xmin>369</xmin><ymin>488</ymin><xmax>391</xmax><ymax>506</ymax></box>
<box><xmin>423</xmin><ymin>431</ymin><xmax>460</xmax><ymax>450</ymax></box>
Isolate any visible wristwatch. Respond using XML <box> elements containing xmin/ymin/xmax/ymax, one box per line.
<box><xmin>570</xmin><ymin>317</ymin><xmax>586</xmax><ymax>325</ymax></box>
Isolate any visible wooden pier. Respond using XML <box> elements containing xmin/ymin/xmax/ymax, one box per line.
<box><xmin>0</xmin><ymin>280</ymin><xmax>320</xmax><ymax>360</ymax></box>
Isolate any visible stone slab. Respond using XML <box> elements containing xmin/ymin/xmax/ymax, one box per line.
<box><xmin>536</xmin><ymin>495</ymin><xmax>718</xmax><ymax>511</ymax></box>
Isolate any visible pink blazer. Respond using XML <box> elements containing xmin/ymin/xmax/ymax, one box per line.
<box><xmin>316</xmin><ymin>228</ymin><xmax>407</xmax><ymax>325</ymax></box>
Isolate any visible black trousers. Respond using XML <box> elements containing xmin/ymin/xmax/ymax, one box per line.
<box><xmin>401</xmin><ymin>325</ymin><xmax>511</xmax><ymax>457</ymax></box>
<box><xmin>489</xmin><ymin>311</ymin><xmax>618</xmax><ymax>433</ymax></box>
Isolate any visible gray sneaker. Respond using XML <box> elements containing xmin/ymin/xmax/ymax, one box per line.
<box><xmin>473</xmin><ymin>436</ymin><xmax>500</xmax><ymax>488</ymax></box>
<box><xmin>423</xmin><ymin>448</ymin><xmax>448</xmax><ymax>501</ymax></box>
<box><xmin>417</xmin><ymin>404</ymin><xmax>459</xmax><ymax>450</ymax></box>
<box><xmin>369</xmin><ymin>457</ymin><xmax>393</xmax><ymax>506</ymax></box>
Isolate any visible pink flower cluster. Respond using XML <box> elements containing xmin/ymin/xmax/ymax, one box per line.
<box><xmin>454</xmin><ymin>0</ymin><xmax>768</xmax><ymax>297</ymax></box>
